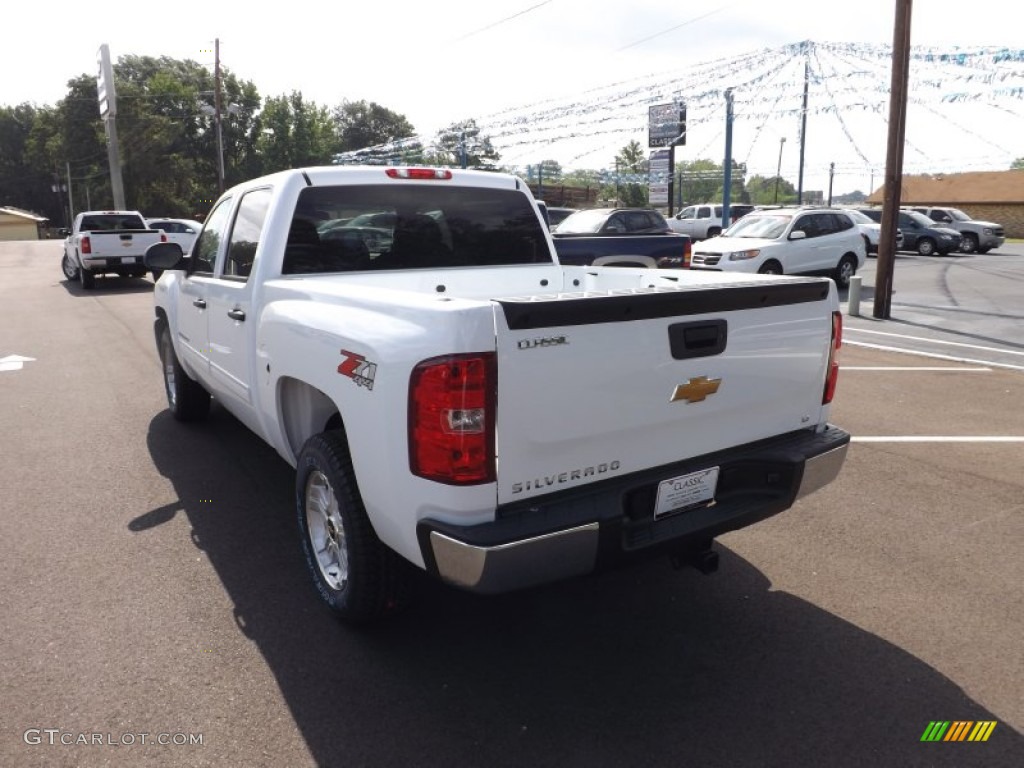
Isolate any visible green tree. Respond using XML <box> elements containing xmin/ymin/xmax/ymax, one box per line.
<box><xmin>1012</xmin><ymin>157</ymin><xmax>1024</xmax><ymax>170</ymax></box>
<box><xmin>255</xmin><ymin>92</ymin><xmax>337</xmax><ymax>174</ymax></box>
<box><xmin>611</xmin><ymin>140</ymin><xmax>648</xmax><ymax>206</ymax></box>
<box><xmin>746</xmin><ymin>173</ymin><xmax>797</xmax><ymax>205</ymax></box>
<box><xmin>429</xmin><ymin>119</ymin><xmax>500</xmax><ymax>168</ymax></box>
<box><xmin>0</xmin><ymin>104</ymin><xmax>64</xmax><ymax>224</ymax></box>
<box><xmin>333</xmin><ymin>100</ymin><xmax>414</xmax><ymax>152</ymax></box>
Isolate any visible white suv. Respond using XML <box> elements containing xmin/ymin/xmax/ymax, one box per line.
<box><xmin>690</xmin><ymin>207</ymin><xmax>866</xmax><ymax>288</ymax></box>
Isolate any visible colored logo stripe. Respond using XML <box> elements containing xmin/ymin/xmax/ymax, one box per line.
<box><xmin>921</xmin><ymin>721</ymin><xmax>997</xmax><ymax>742</ymax></box>
<box><xmin>969</xmin><ymin>722</ymin><xmax>997</xmax><ymax>742</ymax></box>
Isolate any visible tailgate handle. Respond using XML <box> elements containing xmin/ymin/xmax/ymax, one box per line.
<box><xmin>668</xmin><ymin>320</ymin><xmax>727</xmax><ymax>360</ymax></box>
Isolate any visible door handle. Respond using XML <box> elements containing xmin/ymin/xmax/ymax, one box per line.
<box><xmin>193</xmin><ymin>299</ymin><xmax>206</xmax><ymax>309</ymax></box>
<box><xmin>227</xmin><ymin>308</ymin><xmax>246</xmax><ymax>321</ymax></box>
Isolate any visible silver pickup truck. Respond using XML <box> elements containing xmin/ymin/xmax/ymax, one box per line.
<box><xmin>907</xmin><ymin>206</ymin><xmax>1005</xmax><ymax>254</ymax></box>
<box><xmin>61</xmin><ymin>210</ymin><xmax>166</xmax><ymax>288</ymax></box>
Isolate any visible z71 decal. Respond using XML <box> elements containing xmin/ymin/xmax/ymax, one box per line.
<box><xmin>338</xmin><ymin>350</ymin><xmax>377</xmax><ymax>390</ymax></box>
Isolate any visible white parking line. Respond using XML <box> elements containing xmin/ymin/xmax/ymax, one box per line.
<box><xmin>845</xmin><ymin>340</ymin><xmax>1024</xmax><ymax>372</ymax></box>
<box><xmin>852</xmin><ymin>436</ymin><xmax>1024</xmax><ymax>443</ymax></box>
<box><xmin>846</xmin><ymin>328</ymin><xmax>1024</xmax><ymax>357</ymax></box>
<box><xmin>842</xmin><ymin>366</ymin><xmax>991</xmax><ymax>372</ymax></box>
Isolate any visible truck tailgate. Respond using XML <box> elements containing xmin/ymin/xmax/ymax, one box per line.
<box><xmin>492</xmin><ymin>279</ymin><xmax>835</xmax><ymax>505</ymax></box>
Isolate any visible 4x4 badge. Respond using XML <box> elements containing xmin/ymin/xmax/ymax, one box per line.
<box><xmin>670</xmin><ymin>376</ymin><xmax>721</xmax><ymax>403</ymax></box>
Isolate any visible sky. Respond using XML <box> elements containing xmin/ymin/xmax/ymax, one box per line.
<box><xmin>5</xmin><ymin>0</ymin><xmax>1023</xmax><ymax>195</ymax></box>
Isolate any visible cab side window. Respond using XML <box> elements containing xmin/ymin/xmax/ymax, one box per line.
<box><xmin>222</xmin><ymin>188</ymin><xmax>271</xmax><ymax>280</ymax></box>
<box><xmin>191</xmin><ymin>199</ymin><xmax>233</xmax><ymax>274</ymax></box>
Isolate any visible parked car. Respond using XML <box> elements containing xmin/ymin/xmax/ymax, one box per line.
<box><xmin>554</xmin><ymin>207</ymin><xmax>673</xmax><ymax>235</ymax></box>
<box><xmin>146</xmin><ymin>218</ymin><xmax>203</xmax><ymax>254</ymax></box>
<box><xmin>535</xmin><ymin>202</ymin><xmax>578</xmax><ymax>230</ymax></box>
<box><xmin>690</xmin><ymin>207</ymin><xmax>866</xmax><ymax>288</ymax></box>
<box><xmin>858</xmin><ymin>209</ymin><xmax>962</xmax><ymax>255</ymax></box>
<box><xmin>843</xmin><ymin>208</ymin><xmax>902</xmax><ymax>255</ymax></box>
<box><xmin>907</xmin><ymin>206</ymin><xmax>1005</xmax><ymax>254</ymax></box>
<box><xmin>668</xmin><ymin>203</ymin><xmax>755</xmax><ymax>240</ymax></box>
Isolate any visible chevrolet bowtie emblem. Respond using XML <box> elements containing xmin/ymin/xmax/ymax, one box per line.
<box><xmin>670</xmin><ymin>376</ymin><xmax>722</xmax><ymax>403</ymax></box>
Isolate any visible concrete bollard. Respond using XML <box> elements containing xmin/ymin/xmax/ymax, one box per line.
<box><xmin>847</xmin><ymin>275</ymin><xmax>862</xmax><ymax>317</ymax></box>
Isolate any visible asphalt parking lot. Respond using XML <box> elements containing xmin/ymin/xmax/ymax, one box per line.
<box><xmin>1</xmin><ymin>240</ymin><xmax>1021</xmax><ymax>767</ymax></box>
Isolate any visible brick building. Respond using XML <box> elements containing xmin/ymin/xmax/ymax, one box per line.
<box><xmin>867</xmin><ymin>170</ymin><xmax>1024</xmax><ymax>238</ymax></box>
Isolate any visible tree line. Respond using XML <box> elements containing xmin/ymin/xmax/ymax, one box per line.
<box><xmin>0</xmin><ymin>54</ymin><xmax>900</xmax><ymax>228</ymax></box>
<box><xmin>0</xmin><ymin>55</ymin><xmax>499</xmax><ymax>228</ymax></box>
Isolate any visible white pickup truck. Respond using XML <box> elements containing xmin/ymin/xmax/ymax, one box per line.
<box><xmin>145</xmin><ymin>165</ymin><xmax>850</xmax><ymax>624</ymax></box>
<box><xmin>61</xmin><ymin>210</ymin><xmax>166</xmax><ymax>288</ymax></box>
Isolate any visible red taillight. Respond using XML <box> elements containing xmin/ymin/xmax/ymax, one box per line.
<box><xmin>80</xmin><ymin>236</ymin><xmax>91</xmax><ymax>254</ymax></box>
<box><xmin>385</xmin><ymin>168</ymin><xmax>453</xmax><ymax>180</ymax></box>
<box><xmin>409</xmin><ymin>353</ymin><xmax>496</xmax><ymax>484</ymax></box>
<box><xmin>683</xmin><ymin>238</ymin><xmax>692</xmax><ymax>268</ymax></box>
<box><xmin>823</xmin><ymin>311</ymin><xmax>842</xmax><ymax>404</ymax></box>
<box><xmin>160</xmin><ymin>233</ymin><xmax>167</xmax><ymax>242</ymax></box>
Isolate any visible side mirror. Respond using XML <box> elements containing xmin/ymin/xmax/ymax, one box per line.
<box><xmin>145</xmin><ymin>241</ymin><xmax>186</xmax><ymax>270</ymax></box>
<box><xmin>789</xmin><ymin>230</ymin><xmax>807</xmax><ymax>240</ymax></box>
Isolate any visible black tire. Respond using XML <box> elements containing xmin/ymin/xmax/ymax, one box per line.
<box><xmin>157</xmin><ymin>323</ymin><xmax>210</xmax><ymax>422</ymax></box>
<box><xmin>79</xmin><ymin>266</ymin><xmax>95</xmax><ymax>289</ymax></box>
<box><xmin>706</xmin><ymin>227</ymin><xmax>721</xmax><ymax>238</ymax></box>
<box><xmin>151</xmin><ymin>269</ymin><xmax>164</xmax><ymax>282</ymax></box>
<box><xmin>960</xmin><ymin>234</ymin><xmax>978</xmax><ymax>254</ymax></box>
<box><xmin>61</xmin><ymin>253</ymin><xmax>79</xmax><ymax>281</ymax></box>
<box><xmin>757</xmin><ymin>260</ymin><xmax>783</xmax><ymax>276</ymax></box>
<box><xmin>296</xmin><ymin>431</ymin><xmax>411</xmax><ymax>624</ymax></box>
<box><xmin>834</xmin><ymin>255</ymin><xmax>858</xmax><ymax>289</ymax></box>
<box><xmin>128</xmin><ymin>269</ymin><xmax>147</xmax><ymax>279</ymax></box>
<box><xmin>917</xmin><ymin>238</ymin><xmax>937</xmax><ymax>257</ymax></box>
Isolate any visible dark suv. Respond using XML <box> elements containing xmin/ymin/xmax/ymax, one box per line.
<box><xmin>857</xmin><ymin>208</ymin><xmax>962</xmax><ymax>256</ymax></box>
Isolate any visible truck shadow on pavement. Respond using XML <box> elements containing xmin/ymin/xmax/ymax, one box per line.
<box><xmin>141</xmin><ymin>406</ymin><xmax>1021</xmax><ymax>768</ymax></box>
<box><xmin>59</xmin><ymin>275</ymin><xmax>156</xmax><ymax>296</ymax></box>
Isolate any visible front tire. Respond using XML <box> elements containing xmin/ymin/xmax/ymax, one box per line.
<box><xmin>296</xmin><ymin>431</ymin><xmax>410</xmax><ymax>624</ymax></box>
<box><xmin>158</xmin><ymin>323</ymin><xmax>210</xmax><ymax>421</ymax></box>
<box><xmin>61</xmin><ymin>253</ymin><xmax>79</xmax><ymax>281</ymax></box>
<box><xmin>960</xmin><ymin>234</ymin><xmax>978</xmax><ymax>254</ymax></box>
<box><xmin>758</xmin><ymin>260</ymin><xmax>783</xmax><ymax>276</ymax></box>
<box><xmin>917</xmin><ymin>238</ymin><xmax>937</xmax><ymax>256</ymax></box>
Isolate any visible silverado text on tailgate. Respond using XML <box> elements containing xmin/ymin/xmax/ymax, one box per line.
<box><xmin>145</xmin><ymin>165</ymin><xmax>850</xmax><ymax>624</ymax></box>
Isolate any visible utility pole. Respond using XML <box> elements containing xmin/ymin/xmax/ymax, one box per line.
<box><xmin>827</xmin><ymin>162</ymin><xmax>835</xmax><ymax>206</ymax></box>
<box><xmin>774</xmin><ymin>137</ymin><xmax>786</xmax><ymax>204</ymax></box>
<box><xmin>215</xmin><ymin>38</ymin><xmax>225</xmax><ymax>194</ymax></box>
<box><xmin>874</xmin><ymin>0</ymin><xmax>913</xmax><ymax>319</ymax></box>
<box><xmin>722</xmin><ymin>88</ymin><xmax>734</xmax><ymax>227</ymax></box>
<box><xmin>797</xmin><ymin>48</ymin><xmax>810</xmax><ymax>205</ymax></box>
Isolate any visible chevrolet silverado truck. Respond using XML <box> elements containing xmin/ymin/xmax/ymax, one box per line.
<box><xmin>61</xmin><ymin>210</ymin><xmax>167</xmax><ymax>288</ymax></box>
<box><xmin>906</xmin><ymin>206</ymin><xmax>1005</xmax><ymax>254</ymax></box>
<box><xmin>145</xmin><ymin>165</ymin><xmax>850</xmax><ymax>624</ymax></box>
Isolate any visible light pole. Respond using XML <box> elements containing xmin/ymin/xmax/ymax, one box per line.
<box><xmin>774</xmin><ymin>137</ymin><xmax>786</xmax><ymax>204</ymax></box>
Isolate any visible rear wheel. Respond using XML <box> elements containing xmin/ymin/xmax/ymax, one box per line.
<box><xmin>917</xmin><ymin>238</ymin><xmax>937</xmax><ymax>256</ymax></box>
<box><xmin>706</xmin><ymin>227</ymin><xmax>721</xmax><ymax>238</ymax></box>
<box><xmin>757</xmin><ymin>260</ymin><xmax>783</xmax><ymax>276</ymax></box>
<box><xmin>296</xmin><ymin>431</ymin><xmax>411</xmax><ymax>624</ymax></box>
<box><xmin>79</xmin><ymin>266</ymin><xmax>95</xmax><ymax>289</ymax></box>
<box><xmin>959</xmin><ymin>234</ymin><xmax>978</xmax><ymax>254</ymax></box>
<box><xmin>834</xmin><ymin>255</ymin><xmax>858</xmax><ymax>289</ymax></box>
<box><xmin>158</xmin><ymin>323</ymin><xmax>210</xmax><ymax>421</ymax></box>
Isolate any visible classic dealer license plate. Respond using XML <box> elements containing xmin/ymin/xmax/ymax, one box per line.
<box><xmin>121</xmin><ymin>257</ymin><xmax>136</xmax><ymax>264</ymax></box>
<box><xmin>654</xmin><ymin>467</ymin><xmax>719</xmax><ymax>519</ymax></box>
